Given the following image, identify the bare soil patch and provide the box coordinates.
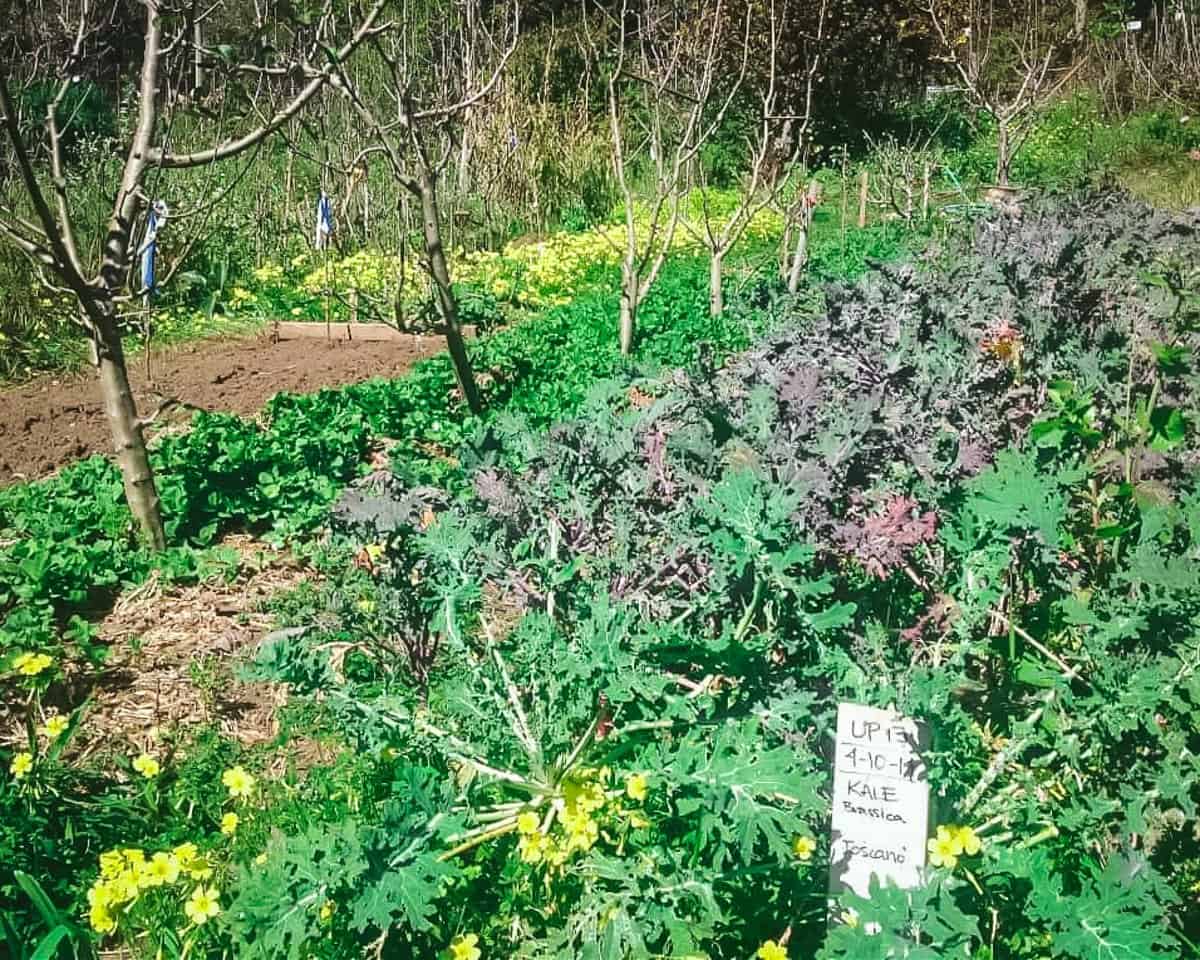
[0,330,444,486]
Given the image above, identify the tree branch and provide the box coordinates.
[152,0,388,168]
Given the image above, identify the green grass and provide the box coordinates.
[1115,143,1200,210]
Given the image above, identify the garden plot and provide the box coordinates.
[5,192,1199,960]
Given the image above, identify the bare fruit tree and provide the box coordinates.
[332,0,520,415]
[584,0,744,354]
[685,0,829,313]
[0,0,387,548]
[926,0,1083,185]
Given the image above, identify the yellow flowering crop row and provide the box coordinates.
[295,192,783,312]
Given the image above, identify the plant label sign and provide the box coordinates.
[829,702,930,898]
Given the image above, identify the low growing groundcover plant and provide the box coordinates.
[5,191,1200,958]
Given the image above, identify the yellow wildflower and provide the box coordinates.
[99,850,125,880]
[86,881,110,908]
[953,825,982,856]
[792,835,817,861]
[253,852,268,866]
[187,858,214,881]
[625,773,648,803]
[172,842,199,867]
[517,832,548,865]
[10,752,32,780]
[450,933,482,960]
[132,753,160,778]
[89,900,117,934]
[142,852,181,887]
[107,871,140,903]
[12,652,53,677]
[184,886,221,925]
[516,811,540,835]
[319,900,336,921]
[221,812,239,835]
[221,765,255,799]
[927,825,962,869]
[757,940,788,960]
[40,714,69,739]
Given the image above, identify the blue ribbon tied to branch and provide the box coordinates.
[138,200,168,298]
[315,191,334,249]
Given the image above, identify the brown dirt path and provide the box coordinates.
[0,331,444,486]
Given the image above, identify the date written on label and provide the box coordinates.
[829,702,931,898]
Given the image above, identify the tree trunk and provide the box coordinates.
[619,264,638,356]
[709,251,724,317]
[93,312,165,549]
[417,167,482,415]
[787,224,808,294]
[1074,0,1088,38]
[996,119,1011,186]
[191,2,205,95]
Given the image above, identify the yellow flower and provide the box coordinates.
[517,811,540,835]
[183,854,214,880]
[450,933,481,960]
[625,773,648,803]
[132,753,160,778]
[99,850,125,880]
[40,713,69,739]
[253,851,268,866]
[319,899,336,921]
[221,812,239,835]
[222,765,255,799]
[89,900,117,934]
[953,825,983,856]
[10,752,33,780]
[184,886,221,925]
[792,835,817,861]
[927,825,963,869]
[757,940,788,960]
[517,832,548,864]
[12,652,53,677]
[108,869,140,903]
[172,842,199,867]
[142,852,181,887]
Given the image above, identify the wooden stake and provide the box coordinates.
[857,170,869,229]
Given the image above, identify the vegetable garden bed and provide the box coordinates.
[5,191,1200,959]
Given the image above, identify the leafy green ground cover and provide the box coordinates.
[0,210,909,678]
[5,190,1200,958]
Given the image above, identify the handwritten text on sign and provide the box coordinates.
[829,703,930,898]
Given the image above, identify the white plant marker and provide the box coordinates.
[829,702,930,899]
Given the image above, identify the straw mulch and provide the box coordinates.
[3,535,313,768]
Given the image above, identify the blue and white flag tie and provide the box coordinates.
[315,191,334,249]
[138,200,168,297]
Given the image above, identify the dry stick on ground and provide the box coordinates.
[0,0,388,547]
